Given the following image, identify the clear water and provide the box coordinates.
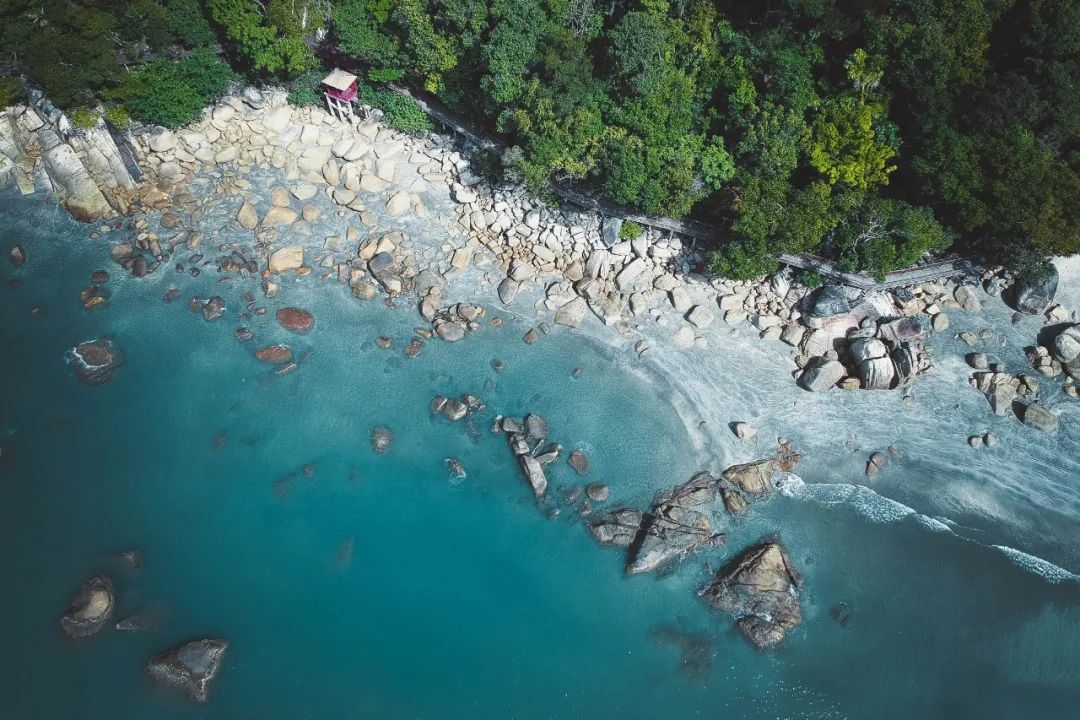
[2,191,1079,719]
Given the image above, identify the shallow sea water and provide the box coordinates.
[2,192,1079,719]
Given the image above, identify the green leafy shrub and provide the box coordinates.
[110,49,237,128]
[287,66,328,107]
[794,269,824,289]
[0,76,26,108]
[69,107,101,130]
[105,106,132,130]
[619,220,643,241]
[707,239,781,281]
[359,85,432,135]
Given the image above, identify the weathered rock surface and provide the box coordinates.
[145,638,228,704]
[698,540,802,649]
[1023,403,1059,432]
[59,575,114,639]
[255,345,292,363]
[626,473,726,575]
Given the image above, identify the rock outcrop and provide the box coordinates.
[626,473,726,575]
[699,540,802,649]
[0,94,138,221]
[146,638,229,703]
[59,575,115,639]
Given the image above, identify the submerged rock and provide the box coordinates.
[255,344,292,363]
[371,426,393,454]
[569,450,590,476]
[10,244,26,266]
[586,482,610,502]
[699,540,803,649]
[146,638,228,704]
[202,296,225,322]
[59,575,114,639]
[1023,403,1059,432]
[69,338,123,385]
[276,307,314,334]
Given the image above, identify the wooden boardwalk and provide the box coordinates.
[392,84,976,291]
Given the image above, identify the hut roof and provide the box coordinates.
[322,69,358,92]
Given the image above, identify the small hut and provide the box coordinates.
[322,69,358,121]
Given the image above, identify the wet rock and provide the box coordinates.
[202,296,225,322]
[796,357,846,392]
[255,345,292,363]
[627,473,726,575]
[865,451,888,477]
[830,602,853,627]
[446,458,467,480]
[954,284,982,312]
[588,508,643,547]
[698,540,802,650]
[497,277,520,305]
[69,338,123,385]
[722,458,781,498]
[1013,264,1058,315]
[371,426,393,454]
[732,422,756,439]
[569,449,590,476]
[145,638,228,704]
[276,307,314,334]
[60,575,114,639]
[10,244,26,266]
[1022,403,1059,432]
[435,320,466,342]
[519,455,548,498]
[91,270,109,283]
[586,482,609,502]
[234,327,254,342]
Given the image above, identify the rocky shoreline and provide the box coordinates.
[8,85,1080,693]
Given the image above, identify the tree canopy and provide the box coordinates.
[0,0,1076,279]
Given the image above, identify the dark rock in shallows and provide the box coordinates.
[276,307,314,334]
[569,450,590,476]
[145,638,228,703]
[1013,263,1058,315]
[10,244,27,266]
[202,296,225,322]
[699,539,803,650]
[69,338,123,385]
[586,482,609,502]
[60,575,115,639]
[255,345,292,363]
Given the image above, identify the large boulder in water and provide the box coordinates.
[1013,264,1058,315]
[69,338,123,385]
[60,575,114,639]
[146,638,228,703]
[626,473,726,575]
[699,540,803,649]
[1053,324,1080,375]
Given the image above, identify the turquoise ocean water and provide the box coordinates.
[2,192,1078,719]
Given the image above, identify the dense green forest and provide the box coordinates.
[0,1,1076,280]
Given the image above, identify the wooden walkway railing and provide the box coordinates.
[390,84,976,291]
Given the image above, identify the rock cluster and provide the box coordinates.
[492,413,559,499]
